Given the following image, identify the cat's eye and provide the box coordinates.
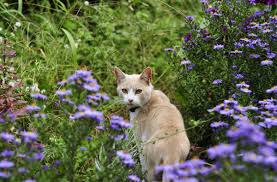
[122,88,128,94]
[135,89,142,94]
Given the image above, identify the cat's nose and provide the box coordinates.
[128,99,133,103]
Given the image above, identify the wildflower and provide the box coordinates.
[186,16,194,21]
[80,147,88,151]
[0,171,11,178]
[33,113,47,118]
[267,52,276,59]
[266,86,277,93]
[56,89,72,97]
[86,136,93,140]
[213,44,224,50]
[0,160,14,168]
[21,131,38,143]
[208,144,236,159]
[181,60,191,65]
[212,79,222,85]
[24,179,36,182]
[184,32,192,42]
[230,50,243,54]
[1,150,14,157]
[233,73,244,79]
[250,54,260,58]
[96,126,105,130]
[236,82,250,88]
[128,174,140,182]
[0,132,15,142]
[110,115,132,130]
[26,105,41,111]
[116,151,135,167]
[210,121,229,129]
[32,152,44,160]
[18,167,28,174]
[31,93,48,100]
[261,60,273,66]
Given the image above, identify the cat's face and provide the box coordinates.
[114,67,153,108]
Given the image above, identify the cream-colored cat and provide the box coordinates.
[114,67,190,182]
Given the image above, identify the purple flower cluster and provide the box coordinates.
[70,104,103,123]
[109,115,132,141]
[116,151,135,167]
[156,159,214,181]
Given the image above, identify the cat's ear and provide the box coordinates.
[140,67,152,85]
[113,67,126,84]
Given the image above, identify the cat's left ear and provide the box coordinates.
[113,67,126,84]
[140,67,152,85]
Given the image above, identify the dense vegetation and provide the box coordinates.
[0,0,276,181]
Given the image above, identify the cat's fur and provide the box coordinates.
[114,67,190,182]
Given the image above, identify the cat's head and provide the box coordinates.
[113,67,153,108]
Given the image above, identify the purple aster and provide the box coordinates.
[213,44,224,50]
[210,121,229,129]
[56,89,72,97]
[208,144,236,159]
[57,80,67,86]
[233,73,244,79]
[116,151,135,167]
[250,54,260,59]
[128,174,140,182]
[32,152,44,160]
[0,171,11,178]
[0,132,15,142]
[230,50,243,54]
[70,105,103,123]
[184,32,192,42]
[1,150,14,157]
[236,82,250,88]
[21,131,38,143]
[261,60,273,66]
[31,93,48,100]
[18,167,28,174]
[26,105,41,111]
[164,48,174,52]
[86,136,93,140]
[24,179,36,182]
[240,88,252,94]
[80,147,88,151]
[0,160,14,168]
[242,152,264,164]
[234,42,244,48]
[96,125,105,130]
[186,16,194,21]
[110,115,132,130]
[181,60,191,65]
[212,79,222,85]
[83,82,101,92]
[266,86,277,93]
[267,52,276,59]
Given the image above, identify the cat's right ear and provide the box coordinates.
[113,67,126,84]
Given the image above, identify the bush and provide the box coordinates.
[168,0,276,144]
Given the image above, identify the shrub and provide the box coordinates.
[168,0,276,144]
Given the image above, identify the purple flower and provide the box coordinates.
[181,60,191,65]
[236,82,250,88]
[250,54,260,59]
[184,32,192,42]
[80,147,88,151]
[32,152,44,160]
[230,50,243,54]
[56,89,72,97]
[26,105,41,111]
[0,160,14,168]
[21,131,38,143]
[33,113,47,118]
[70,105,103,123]
[233,73,244,79]
[96,125,105,130]
[267,52,276,59]
[31,93,48,100]
[208,144,236,159]
[213,44,224,50]
[116,151,135,167]
[212,79,222,85]
[110,115,132,131]
[0,171,11,178]
[261,60,273,66]
[0,132,15,142]
[1,150,14,157]
[128,174,140,182]
[242,152,264,164]
[186,16,194,21]
[266,86,277,93]
[18,167,28,173]
[86,136,93,140]
[210,121,229,129]
[24,179,36,182]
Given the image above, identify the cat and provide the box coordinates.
[113,67,190,182]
